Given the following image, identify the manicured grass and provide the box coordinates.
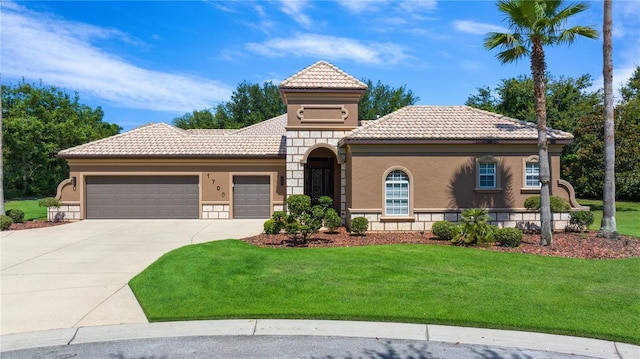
[130,240,640,345]
[4,199,47,221]
[577,199,640,237]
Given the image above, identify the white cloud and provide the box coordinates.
[279,0,313,29]
[453,20,508,35]
[1,3,232,113]
[246,34,410,65]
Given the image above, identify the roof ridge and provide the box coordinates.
[231,113,287,135]
[280,60,367,89]
[58,122,172,154]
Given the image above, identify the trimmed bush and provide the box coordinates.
[6,209,25,223]
[0,215,13,231]
[283,195,325,243]
[324,208,342,232]
[318,196,333,209]
[524,195,570,212]
[495,227,523,247]
[569,211,594,232]
[431,221,459,240]
[263,219,282,235]
[38,197,61,208]
[350,217,368,236]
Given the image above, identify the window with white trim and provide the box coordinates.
[385,170,409,216]
[478,163,496,188]
[525,162,540,187]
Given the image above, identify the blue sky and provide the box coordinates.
[3,1,639,131]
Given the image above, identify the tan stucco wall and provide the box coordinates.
[282,92,362,129]
[58,158,286,219]
[346,143,568,212]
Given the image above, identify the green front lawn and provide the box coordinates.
[4,199,47,221]
[578,199,640,237]
[130,240,640,345]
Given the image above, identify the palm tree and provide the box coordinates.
[485,0,598,245]
[598,0,618,239]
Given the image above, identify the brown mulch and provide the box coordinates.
[7,220,69,231]
[242,227,640,259]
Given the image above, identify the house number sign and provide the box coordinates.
[207,174,225,197]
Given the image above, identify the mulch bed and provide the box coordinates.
[8,221,639,259]
[243,227,640,259]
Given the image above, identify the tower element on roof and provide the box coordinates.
[280,61,367,130]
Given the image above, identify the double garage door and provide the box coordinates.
[85,175,271,219]
[86,176,199,219]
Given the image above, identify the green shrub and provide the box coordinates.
[318,196,333,210]
[569,211,595,232]
[283,195,325,243]
[431,221,459,240]
[495,227,523,247]
[263,219,282,235]
[5,209,25,223]
[38,197,61,208]
[272,211,287,224]
[524,195,570,212]
[453,209,495,246]
[0,215,13,231]
[350,217,368,236]
[324,208,342,232]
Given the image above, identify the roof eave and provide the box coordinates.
[340,138,573,145]
[57,153,286,160]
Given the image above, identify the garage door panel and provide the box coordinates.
[86,176,199,219]
[233,176,270,219]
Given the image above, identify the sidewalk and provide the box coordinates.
[2,320,638,359]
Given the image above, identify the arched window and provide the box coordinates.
[385,170,409,216]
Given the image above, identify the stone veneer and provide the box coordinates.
[285,130,349,217]
[48,204,81,222]
[350,210,571,232]
[202,204,230,219]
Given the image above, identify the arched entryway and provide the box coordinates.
[303,146,341,211]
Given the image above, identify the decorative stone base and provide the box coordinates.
[202,204,230,219]
[349,210,571,232]
[47,205,81,222]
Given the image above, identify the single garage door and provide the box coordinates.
[86,176,199,219]
[233,176,270,219]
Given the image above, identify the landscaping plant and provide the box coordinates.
[524,195,570,212]
[350,217,368,236]
[569,210,595,233]
[494,227,524,247]
[5,209,25,223]
[324,208,342,233]
[0,215,13,231]
[263,219,282,235]
[453,208,495,246]
[431,220,459,240]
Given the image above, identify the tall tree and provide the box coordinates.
[0,92,4,216]
[358,79,419,120]
[598,0,618,239]
[484,0,598,245]
[2,81,121,198]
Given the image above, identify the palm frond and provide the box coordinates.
[496,45,529,64]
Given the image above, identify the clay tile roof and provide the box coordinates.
[280,61,368,90]
[186,128,237,136]
[344,106,573,142]
[58,119,286,159]
[233,114,287,136]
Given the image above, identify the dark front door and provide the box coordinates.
[305,158,334,206]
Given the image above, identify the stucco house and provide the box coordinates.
[53,61,584,231]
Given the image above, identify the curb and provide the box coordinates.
[2,320,638,359]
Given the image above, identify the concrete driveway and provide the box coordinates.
[0,219,264,335]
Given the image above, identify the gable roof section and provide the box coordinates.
[342,106,573,144]
[58,118,287,159]
[280,61,367,90]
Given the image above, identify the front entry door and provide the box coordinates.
[305,158,334,206]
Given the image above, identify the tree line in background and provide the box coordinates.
[466,66,640,201]
[2,70,638,203]
[172,79,420,129]
[1,81,122,198]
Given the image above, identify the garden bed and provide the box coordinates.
[243,227,640,259]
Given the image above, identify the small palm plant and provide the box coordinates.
[453,208,495,246]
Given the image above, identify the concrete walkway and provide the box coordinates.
[1,219,264,335]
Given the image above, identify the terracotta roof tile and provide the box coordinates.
[58,119,286,158]
[280,61,367,90]
[345,106,573,142]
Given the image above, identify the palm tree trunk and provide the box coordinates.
[531,39,553,246]
[0,94,4,216]
[598,0,618,239]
